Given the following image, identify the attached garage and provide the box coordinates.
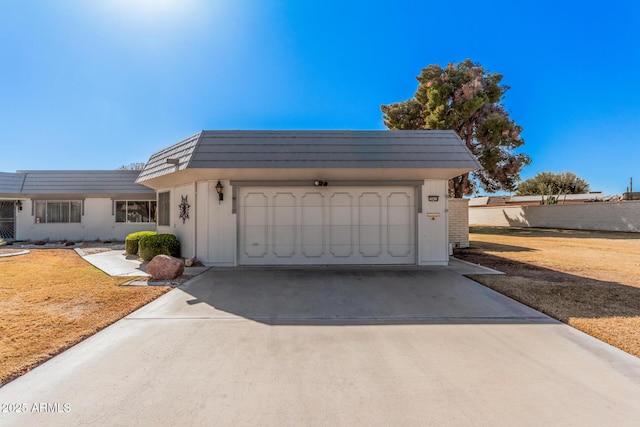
[136,130,480,267]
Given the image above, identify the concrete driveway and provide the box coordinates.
[2,267,640,426]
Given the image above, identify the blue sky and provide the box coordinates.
[1,0,638,195]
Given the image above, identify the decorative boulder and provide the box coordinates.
[147,255,184,280]
[185,257,197,267]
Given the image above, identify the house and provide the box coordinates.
[1,130,479,265]
[0,170,156,242]
[135,130,480,266]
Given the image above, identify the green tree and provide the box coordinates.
[381,59,530,197]
[516,171,590,196]
[117,162,146,171]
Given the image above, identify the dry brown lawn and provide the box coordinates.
[0,249,169,386]
[456,227,640,358]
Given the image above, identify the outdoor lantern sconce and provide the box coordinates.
[313,180,328,187]
[16,200,22,211]
[215,181,224,202]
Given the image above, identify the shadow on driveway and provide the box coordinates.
[129,266,554,325]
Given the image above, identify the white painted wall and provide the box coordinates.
[196,180,236,266]
[469,201,640,232]
[15,198,156,241]
[418,180,449,265]
[156,184,197,259]
[172,183,196,259]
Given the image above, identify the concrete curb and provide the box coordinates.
[0,249,30,258]
[448,256,505,275]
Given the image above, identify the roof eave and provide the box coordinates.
[138,166,480,190]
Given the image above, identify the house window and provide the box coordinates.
[34,201,82,223]
[158,192,170,226]
[115,201,157,223]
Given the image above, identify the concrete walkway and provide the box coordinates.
[76,249,210,282]
[77,249,149,277]
[1,267,640,426]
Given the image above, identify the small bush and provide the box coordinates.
[125,231,157,255]
[138,234,181,262]
[0,237,5,246]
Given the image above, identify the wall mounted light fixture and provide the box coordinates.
[16,200,22,211]
[215,181,224,203]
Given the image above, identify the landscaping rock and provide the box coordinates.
[185,257,196,267]
[147,255,184,280]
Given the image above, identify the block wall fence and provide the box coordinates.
[448,198,470,248]
[469,201,640,232]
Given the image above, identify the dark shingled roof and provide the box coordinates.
[137,130,481,183]
[0,172,26,195]
[0,170,154,197]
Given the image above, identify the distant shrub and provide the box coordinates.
[0,237,5,246]
[125,231,157,255]
[138,234,181,262]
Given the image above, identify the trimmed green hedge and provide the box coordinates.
[125,231,157,255]
[139,234,181,262]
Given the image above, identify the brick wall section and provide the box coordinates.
[469,201,640,232]
[448,198,470,248]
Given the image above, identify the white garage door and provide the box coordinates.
[238,186,416,265]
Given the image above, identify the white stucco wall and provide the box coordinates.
[15,198,156,241]
[155,184,197,259]
[195,180,236,266]
[418,179,449,265]
[469,201,640,232]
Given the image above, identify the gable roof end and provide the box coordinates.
[135,132,202,183]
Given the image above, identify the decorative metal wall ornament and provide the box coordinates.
[178,195,190,224]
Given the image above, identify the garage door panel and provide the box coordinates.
[387,192,413,257]
[272,193,297,258]
[329,193,354,257]
[301,192,325,257]
[359,225,383,257]
[238,187,416,265]
[359,193,382,257]
[242,193,268,258]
